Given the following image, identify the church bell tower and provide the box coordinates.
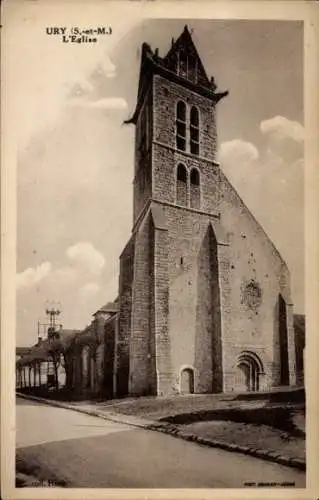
[121,25,229,397]
[117,24,296,399]
[125,25,228,224]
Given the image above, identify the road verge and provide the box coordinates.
[16,392,305,472]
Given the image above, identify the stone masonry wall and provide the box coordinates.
[153,75,217,160]
[194,225,221,393]
[152,75,220,211]
[149,168,296,395]
[217,170,296,391]
[157,203,222,393]
[133,89,153,223]
[117,237,135,397]
[122,52,296,396]
[104,318,116,399]
[129,213,157,395]
[153,223,175,395]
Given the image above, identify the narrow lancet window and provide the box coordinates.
[190,106,199,155]
[176,163,188,206]
[190,168,200,209]
[176,101,186,151]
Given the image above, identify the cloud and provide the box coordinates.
[219,117,304,172]
[260,116,304,164]
[68,97,128,110]
[71,81,95,97]
[17,243,106,293]
[218,139,259,168]
[66,242,105,276]
[79,282,101,300]
[260,116,304,143]
[17,262,52,290]
[65,58,127,111]
[49,266,78,287]
[17,242,110,342]
[91,60,117,80]
[68,60,117,100]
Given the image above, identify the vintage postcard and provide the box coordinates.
[1,0,319,499]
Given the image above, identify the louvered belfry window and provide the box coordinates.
[190,168,200,209]
[190,106,199,155]
[178,51,198,83]
[179,51,188,79]
[176,163,188,206]
[176,100,186,151]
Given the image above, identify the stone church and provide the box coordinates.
[115,25,296,397]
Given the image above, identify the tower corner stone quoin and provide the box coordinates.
[117,25,297,397]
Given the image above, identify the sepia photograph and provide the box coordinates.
[2,1,318,497]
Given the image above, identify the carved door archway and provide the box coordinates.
[236,351,264,392]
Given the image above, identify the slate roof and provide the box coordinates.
[125,25,228,125]
[93,301,119,315]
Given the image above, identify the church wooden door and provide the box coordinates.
[180,368,194,394]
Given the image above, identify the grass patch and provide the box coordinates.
[162,406,305,437]
[93,394,257,419]
[180,420,305,461]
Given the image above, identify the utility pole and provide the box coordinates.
[36,301,62,340]
[46,305,61,338]
[35,302,63,391]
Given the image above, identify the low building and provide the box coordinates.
[16,302,120,400]
[16,330,81,391]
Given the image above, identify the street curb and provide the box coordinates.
[17,392,306,472]
[147,424,306,472]
[16,392,154,428]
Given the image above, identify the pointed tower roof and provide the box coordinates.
[124,25,228,125]
[162,25,210,86]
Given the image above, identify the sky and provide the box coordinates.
[15,18,304,346]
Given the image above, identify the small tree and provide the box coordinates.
[60,349,73,391]
[47,328,63,391]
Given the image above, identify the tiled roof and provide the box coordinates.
[93,302,119,315]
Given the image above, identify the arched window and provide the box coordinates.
[190,106,199,155]
[190,168,200,209]
[176,163,187,206]
[176,101,186,151]
[190,168,199,185]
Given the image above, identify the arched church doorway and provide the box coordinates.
[235,351,264,392]
[180,367,194,394]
